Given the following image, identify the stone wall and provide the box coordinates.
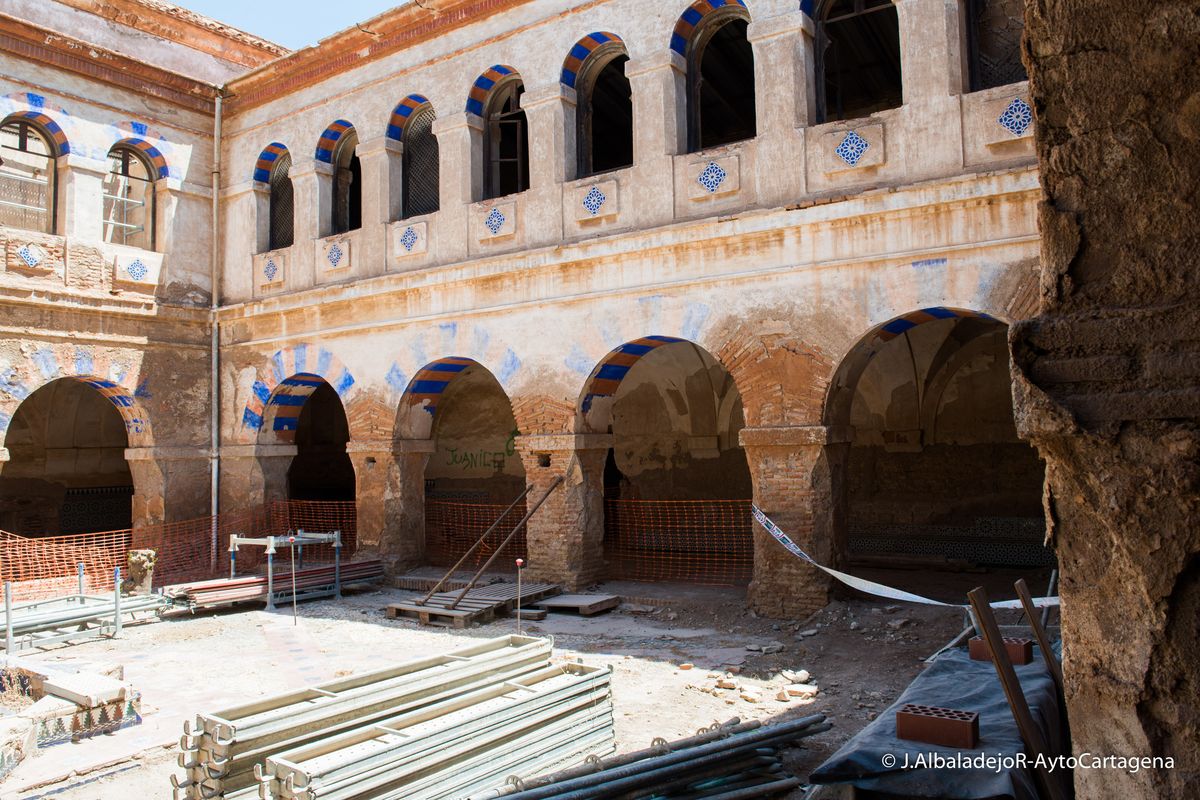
[1012,0,1200,796]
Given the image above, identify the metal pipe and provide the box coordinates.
[113,567,123,637]
[1042,568,1058,629]
[500,717,827,800]
[4,582,13,651]
[209,91,224,570]
[695,775,803,800]
[418,485,532,605]
[77,562,85,601]
[450,476,563,610]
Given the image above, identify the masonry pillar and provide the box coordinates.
[287,160,333,289]
[515,434,610,589]
[124,447,212,548]
[218,444,296,514]
[740,425,849,618]
[350,439,432,573]
[56,153,108,240]
[520,83,572,248]
[431,112,483,263]
[747,10,813,206]
[355,135,402,277]
[625,51,685,228]
[894,0,965,173]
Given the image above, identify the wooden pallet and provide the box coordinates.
[385,582,561,628]
[533,594,621,616]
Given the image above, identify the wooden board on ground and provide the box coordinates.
[384,582,561,628]
[533,594,620,616]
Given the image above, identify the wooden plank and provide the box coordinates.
[533,594,620,616]
[1014,579,1064,692]
[967,587,1068,800]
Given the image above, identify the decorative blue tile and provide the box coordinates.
[126,259,148,281]
[697,162,726,193]
[998,97,1033,137]
[400,226,418,252]
[327,242,344,268]
[582,186,606,215]
[485,207,505,235]
[263,258,278,282]
[835,131,870,167]
[16,244,42,268]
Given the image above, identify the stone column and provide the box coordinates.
[124,446,212,548]
[352,135,400,278]
[349,439,432,572]
[739,425,850,618]
[217,180,262,303]
[894,0,965,173]
[625,51,686,228]
[431,112,483,263]
[520,83,572,248]
[515,434,611,589]
[747,10,814,206]
[56,153,108,240]
[218,444,296,514]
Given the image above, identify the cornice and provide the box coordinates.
[0,13,219,112]
[223,0,530,113]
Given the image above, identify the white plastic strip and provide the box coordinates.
[751,505,1059,610]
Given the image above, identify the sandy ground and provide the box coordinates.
[2,566,1050,800]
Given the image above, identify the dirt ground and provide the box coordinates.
[2,566,1051,800]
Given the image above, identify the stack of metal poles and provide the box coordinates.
[172,636,554,799]
[471,714,831,800]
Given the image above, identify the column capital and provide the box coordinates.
[515,433,614,453]
[220,443,298,458]
[56,152,109,175]
[392,438,438,454]
[357,135,403,158]
[747,10,815,42]
[522,83,576,109]
[432,112,484,136]
[125,446,211,461]
[290,159,334,179]
[739,425,852,448]
[626,50,686,78]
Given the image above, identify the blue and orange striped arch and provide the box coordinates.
[403,357,478,417]
[240,344,355,443]
[113,137,169,180]
[253,142,289,183]
[872,307,998,344]
[670,0,749,56]
[580,336,685,413]
[315,120,354,163]
[561,32,625,88]
[5,110,71,156]
[387,95,432,141]
[466,65,519,116]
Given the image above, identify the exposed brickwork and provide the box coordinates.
[3,232,66,277]
[512,394,575,435]
[716,325,833,427]
[344,392,396,442]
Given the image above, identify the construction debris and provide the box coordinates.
[172,635,615,800]
[468,714,831,799]
[3,574,169,652]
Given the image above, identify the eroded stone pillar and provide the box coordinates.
[218,444,296,514]
[515,434,610,589]
[893,0,965,175]
[740,425,849,618]
[124,446,211,548]
[350,439,432,572]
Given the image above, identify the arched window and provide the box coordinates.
[103,144,155,250]
[566,33,633,177]
[402,103,439,218]
[817,0,903,123]
[332,129,361,234]
[483,77,529,199]
[679,4,756,153]
[269,150,294,250]
[966,0,1027,91]
[0,118,56,234]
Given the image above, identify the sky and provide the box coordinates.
[182,1,409,50]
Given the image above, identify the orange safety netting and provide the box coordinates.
[425,500,528,570]
[0,500,358,602]
[602,499,753,585]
